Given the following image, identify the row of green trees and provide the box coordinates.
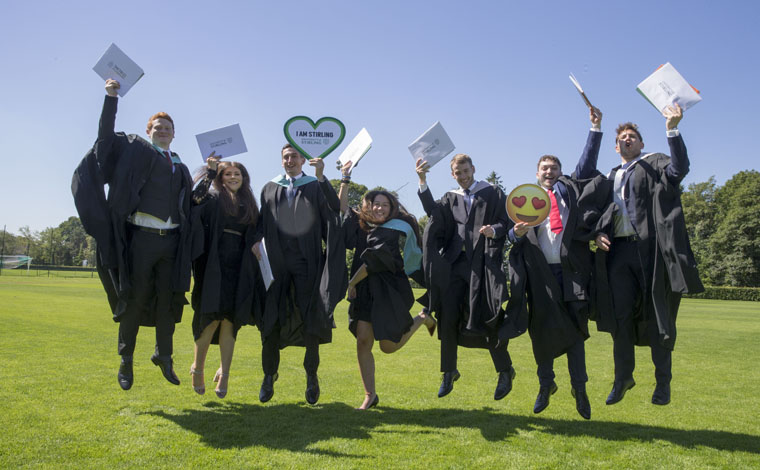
[2,170,757,285]
[0,217,95,267]
[682,170,760,287]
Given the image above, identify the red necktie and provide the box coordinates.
[163,151,175,173]
[547,188,563,234]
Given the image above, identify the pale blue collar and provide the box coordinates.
[271,173,317,188]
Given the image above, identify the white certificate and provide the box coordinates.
[258,239,274,291]
[408,121,456,168]
[337,128,372,171]
[92,43,144,97]
[636,62,702,113]
[195,124,248,161]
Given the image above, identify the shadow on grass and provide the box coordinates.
[145,402,760,456]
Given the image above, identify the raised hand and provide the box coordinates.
[105,79,121,97]
[664,102,683,130]
[590,106,603,129]
[415,158,430,184]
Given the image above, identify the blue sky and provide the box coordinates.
[1,0,758,234]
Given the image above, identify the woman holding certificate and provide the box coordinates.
[338,163,436,410]
[189,155,265,398]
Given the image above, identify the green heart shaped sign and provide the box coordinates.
[284,116,346,160]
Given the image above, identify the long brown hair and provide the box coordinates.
[356,190,422,248]
[213,161,259,226]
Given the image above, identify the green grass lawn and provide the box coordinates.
[1,274,758,469]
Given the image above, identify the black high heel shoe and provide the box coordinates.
[357,394,379,410]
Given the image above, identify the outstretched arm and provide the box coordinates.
[312,157,341,213]
[337,161,353,215]
[663,103,690,185]
[94,79,121,176]
[574,106,604,179]
[416,158,437,216]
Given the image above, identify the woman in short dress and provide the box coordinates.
[338,165,436,410]
[189,155,264,398]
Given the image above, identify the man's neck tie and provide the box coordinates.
[464,188,471,214]
[287,177,296,206]
[547,188,563,234]
[164,151,175,173]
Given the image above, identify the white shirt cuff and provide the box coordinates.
[419,182,428,192]
[666,128,680,138]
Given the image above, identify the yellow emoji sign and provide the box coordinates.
[506,184,551,227]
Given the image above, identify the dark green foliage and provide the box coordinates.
[682,170,760,287]
[684,285,760,301]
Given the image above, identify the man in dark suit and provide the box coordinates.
[416,153,513,400]
[253,144,344,405]
[507,107,605,419]
[91,79,194,390]
[577,103,704,406]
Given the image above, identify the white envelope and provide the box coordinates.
[337,128,372,171]
[258,239,274,291]
[636,62,702,113]
[195,124,248,161]
[408,121,456,168]
[92,43,144,97]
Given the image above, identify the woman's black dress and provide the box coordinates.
[344,211,415,342]
[190,173,265,343]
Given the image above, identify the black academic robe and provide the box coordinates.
[505,175,613,364]
[189,195,265,342]
[594,152,704,349]
[256,178,346,346]
[344,211,415,342]
[72,96,192,326]
[420,184,510,347]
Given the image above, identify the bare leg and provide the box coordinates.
[192,320,220,393]
[356,320,377,409]
[378,312,432,354]
[216,319,235,397]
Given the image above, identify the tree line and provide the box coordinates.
[2,170,757,286]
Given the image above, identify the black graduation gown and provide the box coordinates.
[594,152,704,350]
[189,195,265,343]
[256,178,346,347]
[72,95,192,326]
[505,175,612,364]
[344,212,415,342]
[422,185,510,348]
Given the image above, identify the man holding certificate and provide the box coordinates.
[87,79,193,390]
[506,108,607,419]
[416,154,513,400]
[253,144,344,405]
[576,104,704,406]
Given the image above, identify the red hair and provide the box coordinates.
[146,112,174,132]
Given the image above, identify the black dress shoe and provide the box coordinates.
[651,383,671,405]
[438,370,461,398]
[259,373,278,403]
[533,382,558,413]
[494,367,516,401]
[571,387,591,419]
[150,354,180,385]
[605,378,635,405]
[118,357,133,391]
[305,373,320,405]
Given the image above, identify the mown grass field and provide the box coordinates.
[1,273,758,469]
